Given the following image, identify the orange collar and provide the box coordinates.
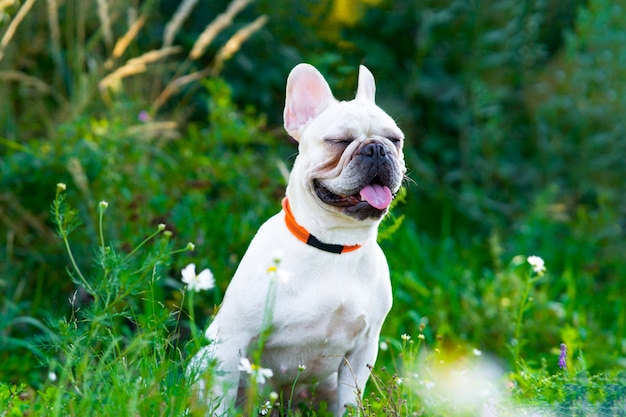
[281,197,362,254]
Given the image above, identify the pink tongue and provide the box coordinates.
[359,184,393,210]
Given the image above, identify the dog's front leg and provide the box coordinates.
[190,329,250,416]
[336,334,380,416]
[207,352,242,416]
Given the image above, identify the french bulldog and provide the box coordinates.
[191,63,406,416]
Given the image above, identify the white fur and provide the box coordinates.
[190,63,405,416]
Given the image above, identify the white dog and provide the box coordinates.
[191,63,406,416]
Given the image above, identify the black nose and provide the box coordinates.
[359,142,388,158]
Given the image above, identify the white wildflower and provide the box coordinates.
[181,263,215,292]
[259,400,272,415]
[527,255,546,276]
[238,357,273,385]
[265,256,292,284]
[481,398,498,417]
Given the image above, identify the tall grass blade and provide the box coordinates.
[188,0,252,60]
[0,0,36,63]
[163,0,199,48]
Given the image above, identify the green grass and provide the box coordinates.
[1,184,624,416]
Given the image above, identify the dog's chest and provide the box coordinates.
[276,285,369,338]
[260,274,375,382]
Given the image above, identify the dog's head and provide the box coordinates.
[284,64,405,221]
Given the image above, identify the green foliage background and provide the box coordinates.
[1,0,625,414]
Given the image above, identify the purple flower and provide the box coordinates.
[138,110,150,122]
[558,343,567,369]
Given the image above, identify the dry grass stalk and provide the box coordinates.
[67,157,90,197]
[96,0,114,48]
[100,64,148,91]
[163,0,199,48]
[0,0,17,13]
[211,15,268,75]
[154,6,266,111]
[0,69,67,104]
[104,14,146,69]
[152,68,211,111]
[153,14,267,110]
[99,46,182,91]
[125,121,181,141]
[0,0,37,63]
[0,70,53,94]
[46,0,62,58]
[188,0,252,60]
[126,46,182,67]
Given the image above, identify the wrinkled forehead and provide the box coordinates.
[304,100,404,142]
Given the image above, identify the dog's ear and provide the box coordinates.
[355,65,376,103]
[284,63,336,141]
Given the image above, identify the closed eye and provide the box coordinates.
[324,137,355,146]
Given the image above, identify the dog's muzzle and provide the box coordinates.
[314,141,403,220]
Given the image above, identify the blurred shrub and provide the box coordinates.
[1,76,290,300]
[523,0,626,364]
[0,76,294,383]
[530,0,626,248]
[0,0,288,384]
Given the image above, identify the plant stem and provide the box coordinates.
[287,367,303,411]
[98,206,106,253]
[186,290,199,347]
[123,228,163,261]
[168,246,194,256]
[513,267,536,365]
[54,195,96,297]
